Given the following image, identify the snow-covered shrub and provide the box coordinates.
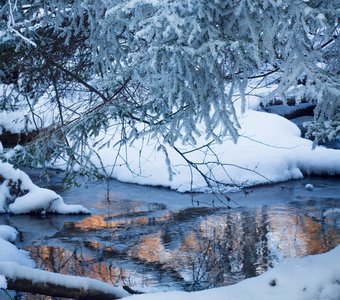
[0,0,339,186]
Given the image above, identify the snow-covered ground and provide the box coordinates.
[0,108,89,214]
[0,275,6,290]
[124,245,340,300]
[0,225,35,268]
[89,109,340,192]
[1,103,340,208]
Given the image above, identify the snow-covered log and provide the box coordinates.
[0,262,130,299]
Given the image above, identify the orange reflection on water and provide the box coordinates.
[73,214,156,231]
[266,208,340,257]
[180,232,200,253]
[74,215,124,230]
[129,232,167,263]
[27,245,132,286]
[25,202,340,294]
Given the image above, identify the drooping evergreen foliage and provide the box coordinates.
[0,0,339,182]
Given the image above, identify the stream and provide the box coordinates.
[1,174,340,297]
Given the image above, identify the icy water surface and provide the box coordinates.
[1,175,340,295]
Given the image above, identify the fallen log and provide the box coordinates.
[0,261,130,299]
[0,130,39,148]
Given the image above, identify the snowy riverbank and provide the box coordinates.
[1,107,340,212]
[1,221,339,300]
[124,245,340,300]
[86,109,340,192]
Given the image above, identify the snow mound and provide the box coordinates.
[0,238,35,267]
[0,225,18,242]
[94,110,340,192]
[305,183,314,191]
[0,162,90,214]
[0,275,6,290]
[0,225,34,268]
[125,245,340,300]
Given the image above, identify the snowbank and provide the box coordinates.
[0,239,35,267]
[0,226,14,290]
[0,162,89,214]
[0,104,89,215]
[0,275,6,290]
[93,110,340,192]
[0,225,34,267]
[1,85,340,193]
[124,245,340,300]
[0,225,18,242]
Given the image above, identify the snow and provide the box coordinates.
[0,225,35,268]
[0,224,129,297]
[305,183,314,191]
[0,225,18,242]
[0,222,337,300]
[124,245,340,300]
[1,83,340,194]
[0,110,33,135]
[8,187,89,214]
[0,261,130,298]
[0,239,35,267]
[0,162,90,214]
[0,117,88,214]
[0,275,6,290]
[0,225,32,289]
[90,110,340,193]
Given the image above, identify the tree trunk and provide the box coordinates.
[0,130,39,148]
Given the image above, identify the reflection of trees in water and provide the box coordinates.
[26,204,340,293]
[267,205,340,258]
[160,205,340,291]
[171,208,271,291]
[123,208,273,291]
[27,245,132,286]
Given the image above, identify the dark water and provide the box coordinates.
[1,175,340,294]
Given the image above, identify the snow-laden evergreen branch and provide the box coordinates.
[0,0,339,186]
